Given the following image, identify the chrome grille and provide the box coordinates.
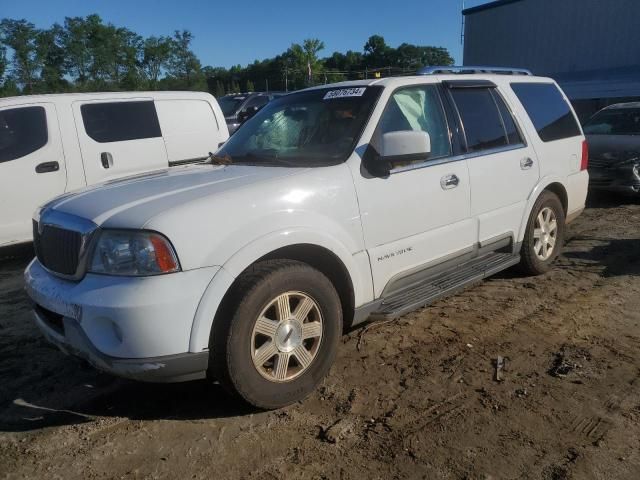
[33,220,82,276]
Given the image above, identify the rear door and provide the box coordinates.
[447,82,539,247]
[73,99,168,184]
[155,98,226,165]
[0,103,67,246]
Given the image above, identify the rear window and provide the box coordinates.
[511,83,581,142]
[0,106,48,163]
[450,88,522,153]
[81,101,161,143]
[583,107,640,136]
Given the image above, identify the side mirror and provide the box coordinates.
[381,130,431,165]
[238,106,260,123]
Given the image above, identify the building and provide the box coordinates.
[462,0,640,120]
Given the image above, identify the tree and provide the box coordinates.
[246,79,255,91]
[61,15,101,86]
[142,36,172,89]
[0,19,41,93]
[363,34,390,68]
[36,24,68,92]
[0,43,6,86]
[167,29,201,87]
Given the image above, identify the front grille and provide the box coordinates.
[588,158,611,169]
[33,220,82,276]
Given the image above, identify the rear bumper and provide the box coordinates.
[588,166,640,195]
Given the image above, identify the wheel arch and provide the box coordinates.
[188,230,371,353]
[517,176,568,243]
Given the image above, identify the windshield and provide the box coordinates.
[218,95,247,117]
[583,108,640,135]
[217,86,383,167]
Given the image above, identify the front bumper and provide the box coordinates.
[25,259,219,382]
[588,166,640,195]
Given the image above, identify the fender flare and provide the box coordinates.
[517,174,567,243]
[188,228,371,353]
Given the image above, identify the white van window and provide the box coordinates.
[0,106,48,163]
[81,101,161,143]
[155,99,219,162]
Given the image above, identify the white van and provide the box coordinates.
[0,91,228,247]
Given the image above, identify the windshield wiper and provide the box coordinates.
[208,152,233,165]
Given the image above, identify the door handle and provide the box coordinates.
[440,174,460,190]
[35,161,60,174]
[520,157,534,170]
[101,152,113,169]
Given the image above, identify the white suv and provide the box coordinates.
[25,68,589,409]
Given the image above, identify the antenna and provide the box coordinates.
[461,0,466,45]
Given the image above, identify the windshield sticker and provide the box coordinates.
[323,87,367,100]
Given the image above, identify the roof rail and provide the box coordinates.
[418,65,533,76]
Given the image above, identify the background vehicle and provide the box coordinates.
[0,91,228,247]
[218,91,285,134]
[25,69,588,409]
[583,102,640,195]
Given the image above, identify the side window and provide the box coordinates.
[377,85,451,160]
[0,106,48,163]
[450,88,512,153]
[493,92,524,145]
[81,101,161,143]
[510,83,581,142]
[244,96,270,110]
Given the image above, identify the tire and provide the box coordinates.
[209,260,342,409]
[519,191,566,276]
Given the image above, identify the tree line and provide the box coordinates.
[0,15,454,97]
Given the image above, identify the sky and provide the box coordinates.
[1,0,492,68]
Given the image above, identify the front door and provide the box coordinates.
[72,99,168,184]
[350,84,475,298]
[0,103,67,246]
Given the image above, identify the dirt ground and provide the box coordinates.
[1,195,640,480]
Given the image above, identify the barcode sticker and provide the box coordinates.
[323,87,367,100]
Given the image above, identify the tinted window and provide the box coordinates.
[218,95,247,116]
[377,85,451,160]
[81,101,161,143]
[494,92,524,145]
[511,83,581,142]
[0,106,48,163]
[451,88,509,152]
[244,96,270,109]
[583,107,640,136]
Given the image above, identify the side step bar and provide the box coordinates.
[370,252,520,321]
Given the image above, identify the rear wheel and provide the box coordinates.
[519,191,566,275]
[210,260,342,409]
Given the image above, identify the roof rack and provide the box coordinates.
[418,65,533,76]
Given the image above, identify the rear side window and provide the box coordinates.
[0,106,48,163]
[81,101,161,143]
[511,83,581,142]
[450,88,522,153]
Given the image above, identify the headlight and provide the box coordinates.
[89,230,180,276]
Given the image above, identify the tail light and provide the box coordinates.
[580,140,589,171]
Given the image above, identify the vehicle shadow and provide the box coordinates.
[586,191,640,209]
[561,236,640,277]
[0,370,257,433]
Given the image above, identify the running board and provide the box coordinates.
[370,252,520,321]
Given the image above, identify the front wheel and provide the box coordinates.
[519,191,566,275]
[209,260,342,409]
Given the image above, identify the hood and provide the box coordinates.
[45,164,305,228]
[586,134,640,166]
